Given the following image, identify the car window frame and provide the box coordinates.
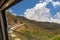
[0,0,22,40]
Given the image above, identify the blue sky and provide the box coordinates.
[8,0,60,16]
[46,2,60,16]
[8,0,39,15]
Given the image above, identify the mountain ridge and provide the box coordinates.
[6,11,60,40]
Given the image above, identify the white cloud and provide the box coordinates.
[46,12,60,24]
[23,0,60,24]
[7,9,13,13]
[50,18,60,24]
[52,1,60,6]
[6,9,17,16]
[24,0,51,22]
[12,13,17,16]
[39,0,60,7]
[20,15,23,16]
[54,12,60,19]
[24,7,50,22]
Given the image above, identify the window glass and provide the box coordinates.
[5,0,60,40]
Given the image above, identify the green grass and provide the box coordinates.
[50,35,60,40]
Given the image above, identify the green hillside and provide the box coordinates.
[5,11,60,40]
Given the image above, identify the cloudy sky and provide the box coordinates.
[8,0,60,24]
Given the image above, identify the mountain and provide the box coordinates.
[5,11,60,40]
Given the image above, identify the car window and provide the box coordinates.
[5,0,60,40]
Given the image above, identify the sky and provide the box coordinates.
[8,0,39,15]
[8,0,60,24]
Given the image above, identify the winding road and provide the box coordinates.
[10,23,25,30]
[8,23,25,40]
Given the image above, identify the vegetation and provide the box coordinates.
[5,11,60,40]
[50,35,60,40]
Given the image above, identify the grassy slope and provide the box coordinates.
[15,16,60,40]
[6,11,60,40]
